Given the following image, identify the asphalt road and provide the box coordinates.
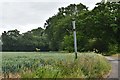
[105,56,120,79]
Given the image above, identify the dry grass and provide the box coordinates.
[111,53,120,59]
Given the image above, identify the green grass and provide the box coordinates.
[2,52,111,78]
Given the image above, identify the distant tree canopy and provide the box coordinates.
[2,28,49,51]
[1,2,120,53]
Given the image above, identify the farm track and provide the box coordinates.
[105,56,120,79]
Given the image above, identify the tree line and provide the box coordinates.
[1,2,120,54]
[2,28,49,51]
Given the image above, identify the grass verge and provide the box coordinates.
[19,52,111,78]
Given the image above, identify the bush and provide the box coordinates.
[88,39,109,53]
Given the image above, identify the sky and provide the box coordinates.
[0,0,102,35]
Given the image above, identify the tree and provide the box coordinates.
[44,3,88,51]
[2,2,120,54]
[2,29,20,51]
[80,2,120,53]
[2,28,49,51]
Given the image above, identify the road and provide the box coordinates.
[105,56,120,79]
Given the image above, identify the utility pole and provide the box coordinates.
[72,5,78,59]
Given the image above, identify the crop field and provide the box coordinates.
[1,52,111,78]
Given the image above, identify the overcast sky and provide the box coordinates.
[0,0,101,34]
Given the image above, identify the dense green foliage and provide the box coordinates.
[2,52,111,78]
[44,2,120,53]
[2,28,49,51]
[1,2,120,54]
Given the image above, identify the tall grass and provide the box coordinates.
[19,52,111,78]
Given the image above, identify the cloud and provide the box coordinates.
[0,0,101,34]
[0,2,61,34]
[2,2,59,24]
